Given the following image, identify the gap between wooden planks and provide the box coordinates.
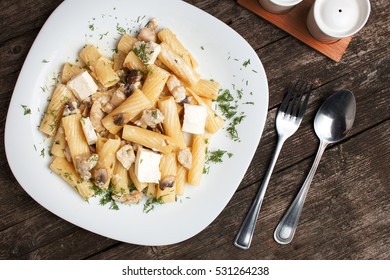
[237,0,352,62]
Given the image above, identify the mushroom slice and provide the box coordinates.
[90,101,106,133]
[159,175,176,190]
[112,190,144,204]
[125,70,143,96]
[116,144,136,170]
[75,153,99,181]
[177,148,192,170]
[92,168,108,187]
[63,100,80,116]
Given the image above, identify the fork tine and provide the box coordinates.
[291,81,311,117]
[286,80,307,116]
[296,84,313,119]
[279,80,303,113]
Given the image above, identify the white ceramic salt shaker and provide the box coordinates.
[258,0,303,14]
[307,0,371,42]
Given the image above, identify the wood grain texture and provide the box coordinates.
[0,0,389,260]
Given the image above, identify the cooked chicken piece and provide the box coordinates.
[134,109,164,129]
[137,18,158,42]
[167,75,187,103]
[75,153,99,181]
[112,190,144,204]
[102,87,127,113]
[177,148,192,170]
[89,101,106,133]
[116,144,136,170]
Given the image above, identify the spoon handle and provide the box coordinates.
[274,141,328,244]
[234,136,287,250]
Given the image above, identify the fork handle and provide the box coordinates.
[234,136,287,249]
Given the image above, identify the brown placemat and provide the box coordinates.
[237,0,352,62]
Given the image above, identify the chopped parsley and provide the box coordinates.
[203,149,233,174]
[133,43,149,64]
[216,89,237,119]
[21,104,31,115]
[227,115,246,142]
[94,184,119,210]
[116,23,126,35]
[40,148,45,158]
[201,46,205,50]
[143,196,164,213]
[243,59,251,67]
[42,59,49,63]
[89,24,95,31]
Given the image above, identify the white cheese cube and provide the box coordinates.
[67,71,98,101]
[182,104,207,134]
[135,148,162,183]
[133,41,161,65]
[80,117,97,145]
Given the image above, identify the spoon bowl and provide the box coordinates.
[274,89,356,244]
[314,89,356,143]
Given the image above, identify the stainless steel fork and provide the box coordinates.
[234,80,313,250]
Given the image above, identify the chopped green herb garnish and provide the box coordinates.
[203,149,233,174]
[116,23,126,35]
[21,105,31,115]
[243,59,251,67]
[41,148,45,158]
[133,43,149,64]
[201,46,204,50]
[42,59,49,63]
[227,115,246,141]
[143,196,164,213]
[89,24,94,31]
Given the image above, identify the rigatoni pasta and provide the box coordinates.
[39,84,73,136]
[42,18,229,209]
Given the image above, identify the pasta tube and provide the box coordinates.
[39,84,73,136]
[102,89,151,134]
[158,28,198,68]
[190,79,220,100]
[93,137,121,189]
[158,42,200,86]
[94,57,120,87]
[118,34,138,54]
[61,63,84,84]
[123,51,146,72]
[122,125,176,154]
[157,152,177,203]
[141,64,170,105]
[61,113,91,169]
[50,157,95,200]
[50,125,67,158]
[79,45,101,70]
[188,134,207,186]
[158,96,186,149]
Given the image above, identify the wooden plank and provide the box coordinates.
[84,121,390,259]
[0,0,389,260]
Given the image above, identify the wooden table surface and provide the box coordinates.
[1,0,389,260]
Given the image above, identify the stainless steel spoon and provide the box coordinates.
[274,89,356,244]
